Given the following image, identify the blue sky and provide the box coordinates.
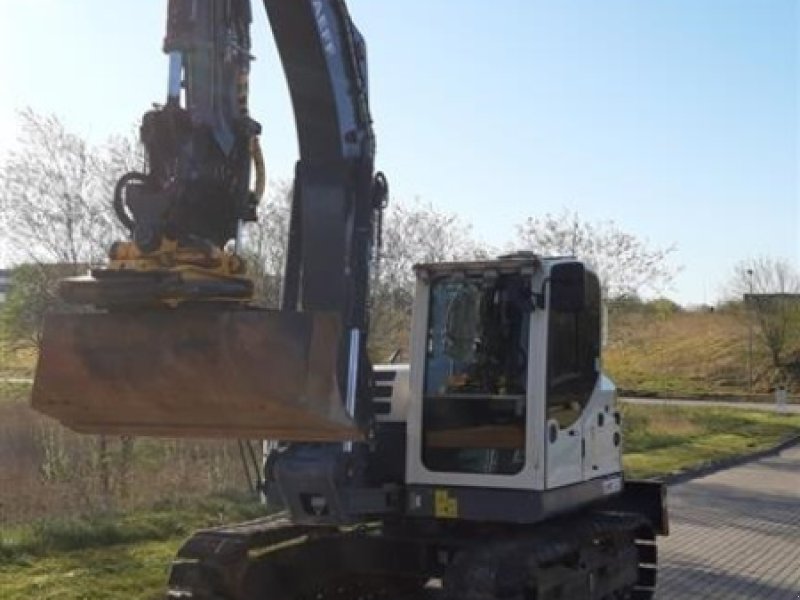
[0,0,797,304]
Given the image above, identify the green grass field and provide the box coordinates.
[621,403,800,478]
[0,540,179,600]
[0,493,266,599]
[1,404,798,599]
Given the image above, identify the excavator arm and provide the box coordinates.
[123,0,262,253]
[265,0,388,428]
[32,0,386,442]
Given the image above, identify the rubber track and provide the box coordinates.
[166,513,421,599]
[441,512,657,600]
[167,512,309,599]
[166,511,657,600]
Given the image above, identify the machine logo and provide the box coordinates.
[313,1,337,56]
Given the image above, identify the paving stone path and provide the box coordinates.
[657,445,800,599]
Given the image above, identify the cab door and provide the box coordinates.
[544,263,602,489]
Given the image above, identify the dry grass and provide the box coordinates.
[0,387,252,525]
[640,411,703,438]
[605,310,778,396]
[0,346,36,379]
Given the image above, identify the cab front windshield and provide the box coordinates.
[422,273,532,475]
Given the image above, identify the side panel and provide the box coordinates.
[373,365,411,423]
[545,417,584,487]
[546,375,621,487]
[543,269,583,488]
[544,262,620,489]
[405,277,430,485]
[582,375,623,479]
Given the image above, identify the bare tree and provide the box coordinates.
[0,264,73,350]
[0,110,141,501]
[370,199,487,361]
[376,199,487,303]
[240,180,293,307]
[0,110,140,350]
[729,257,800,370]
[0,109,132,267]
[514,211,678,299]
[241,193,486,360]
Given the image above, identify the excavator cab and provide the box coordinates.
[402,255,629,521]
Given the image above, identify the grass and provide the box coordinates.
[0,380,31,403]
[604,310,779,397]
[0,346,36,379]
[622,404,800,478]
[0,492,266,565]
[0,492,267,599]
[0,539,179,600]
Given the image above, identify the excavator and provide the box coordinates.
[31,1,668,598]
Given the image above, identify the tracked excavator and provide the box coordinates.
[31,1,668,598]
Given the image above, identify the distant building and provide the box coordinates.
[0,269,10,304]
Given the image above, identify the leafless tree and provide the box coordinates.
[0,110,140,350]
[376,199,487,302]
[0,109,134,267]
[729,257,800,370]
[514,210,678,299]
[0,110,142,501]
[370,199,487,361]
[241,193,486,360]
[240,180,293,307]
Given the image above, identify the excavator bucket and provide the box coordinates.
[31,309,361,442]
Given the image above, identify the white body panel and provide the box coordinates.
[582,375,622,479]
[544,376,621,488]
[545,416,583,487]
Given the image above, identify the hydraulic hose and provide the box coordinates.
[113,171,148,232]
[251,136,266,204]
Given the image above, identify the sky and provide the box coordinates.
[0,0,797,305]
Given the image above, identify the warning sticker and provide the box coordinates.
[434,489,459,519]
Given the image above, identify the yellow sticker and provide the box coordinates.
[434,489,459,519]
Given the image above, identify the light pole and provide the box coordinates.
[746,269,754,393]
